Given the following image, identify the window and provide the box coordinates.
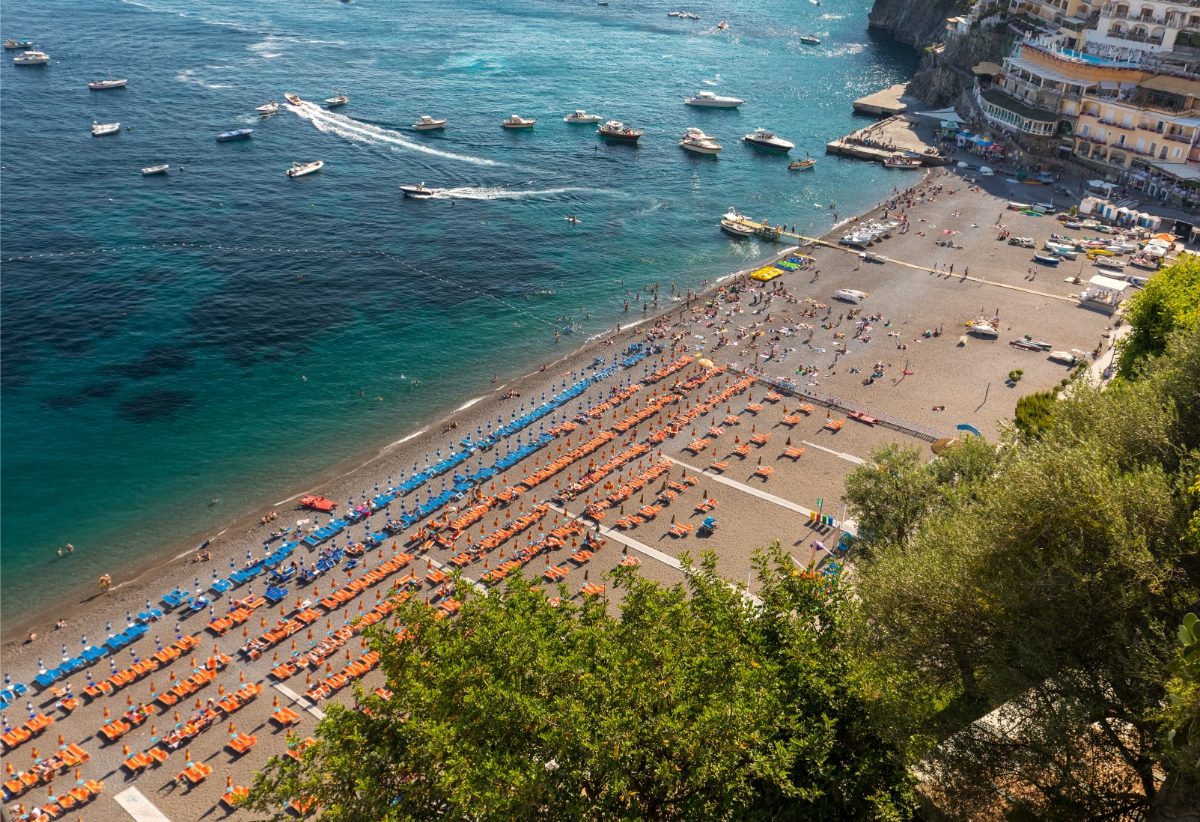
[1080,123,1090,136]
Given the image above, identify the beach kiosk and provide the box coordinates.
[1079,274,1129,314]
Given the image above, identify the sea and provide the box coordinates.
[0,0,916,625]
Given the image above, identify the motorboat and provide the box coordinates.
[598,120,642,143]
[883,153,922,169]
[1032,252,1060,266]
[564,110,602,123]
[966,320,999,339]
[141,164,169,175]
[256,101,280,115]
[4,39,32,49]
[679,127,721,155]
[325,94,348,107]
[1045,243,1077,260]
[412,115,447,130]
[799,34,821,44]
[400,182,438,199]
[502,114,536,129]
[88,73,127,90]
[1008,236,1035,248]
[859,251,884,263]
[742,128,793,152]
[838,233,870,248]
[684,91,744,108]
[788,157,815,171]
[284,93,303,106]
[1048,350,1083,366]
[287,160,324,178]
[13,50,48,65]
[216,128,253,142]
[833,289,869,304]
[719,211,754,238]
[1009,337,1051,351]
[91,121,120,136]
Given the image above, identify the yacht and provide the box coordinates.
[215,128,254,142]
[92,121,120,136]
[412,115,447,130]
[680,127,721,155]
[88,74,127,90]
[287,160,324,178]
[598,120,642,143]
[325,94,348,107]
[4,39,33,49]
[400,182,438,198]
[256,101,280,115]
[799,34,821,44]
[684,91,743,108]
[502,113,536,129]
[564,110,602,123]
[742,128,793,152]
[284,93,303,106]
[13,50,48,65]
[141,164,169,176]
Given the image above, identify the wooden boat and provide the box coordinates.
[788,157,815,171]
[598,120,642,143]
[847,410,878,426]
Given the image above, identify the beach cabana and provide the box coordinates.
[1079,274,1129,314]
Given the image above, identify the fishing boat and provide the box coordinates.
[742,128,793,152]
[719,211,754,238]
[502,113,536,129]
[564,110,602,123]
[679,127,721,155]
[883,153,922,169]
[1009,337,1051,351]
[256,101,280,115]
[284,93,303,106]
[215,128,254,142]
[324,94,348,107]
[799,34,821,44]
[412,115,447,130]
[400,182,437,198]
[966,320,999,338]
[12,50,48,65]
[598,120,642,143]
[141,164,169,176]
[833,289,869,304]
[1032,252,1060,266]
[88,73,127,90]
[286,160,324,178]
[1094,257,1126,270]
[684,91,743,108]
[788,157,815,171]
[91,121,120,136]
[4,39,32,49]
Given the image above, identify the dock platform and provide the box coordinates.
[852,84,909,116]
[825,115,948,166]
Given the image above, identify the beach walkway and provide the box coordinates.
[114,787,172,822]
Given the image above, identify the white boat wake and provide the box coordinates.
[287,102,502,167]
[429,185,596,201]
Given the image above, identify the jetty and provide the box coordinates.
[852,84,909,116]
[825,115,948,166]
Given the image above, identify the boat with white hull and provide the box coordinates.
[684,91,743,108]
[287,160,324,178]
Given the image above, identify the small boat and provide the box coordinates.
[298,495,337,512]
[502,113,536,129]
[141,164,169,175]
[1048,350,1083,366]
[256,101,280,115]
[680,127,721,155]
[966,320,999,338]
[859,251,884,263]
[4,39,32,49]
[788,157,815,171]
[833,289,869,304]
[13,50,48,65]
[883,153,922,169]
[1094,257,1126,270]
[684,91,744,108]
[564,110,602,123]
[216,128,254,142]
[284,93,303,106]
[719,211,754,238]
[1032,252,1060,266]
[287,160,324,178]
[400,182,437,198]
[324,94,348,107]
[88,73,127,90]
[848,410,879,425]
[742,128,794,152]
[91,121,120,136]
[1008,236,1035,248]
[1009,337,1051,351]
[412,115,447,130]
[598,120,642,143]
[799,34,821,44]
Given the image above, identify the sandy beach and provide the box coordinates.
[1,136,1122,820]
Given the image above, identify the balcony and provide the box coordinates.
[1104,29,1167,44]
[1165,131,1197,142]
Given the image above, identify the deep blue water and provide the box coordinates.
[0,0,916,621]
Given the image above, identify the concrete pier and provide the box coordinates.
[852,84,909,116]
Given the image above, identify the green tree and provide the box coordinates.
[1118,254,1200,374]
[1013,388,1056,438]
[245,548,915,821]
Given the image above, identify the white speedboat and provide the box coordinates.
[719,211,754,238]
[502,114,536,129]
[1048,350,1081,366]
[412,115,447,130]
[564,110,602,123]
[88,74,127,90]
[684,91,743,108]
[742,128,793,152]
[287,160,324,178]
[256,101,280,115]
[680,127,721,155]
[833,289,869,304]
[13,50,48,65]
[400,182,438,198]
[92,121,120,136]
[141,164,169,176]
[966,320,999,339]
[799,34,821,44]
[324,94,348,107]
[284,93,303,106]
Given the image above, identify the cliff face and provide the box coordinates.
[867,0,962,48]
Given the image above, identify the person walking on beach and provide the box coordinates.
[99,573,112,595]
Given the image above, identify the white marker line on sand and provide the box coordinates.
[114,786,172,822]
[799,440,866,465]
[274,683,326,720]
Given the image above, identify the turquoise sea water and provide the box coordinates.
[0,0,915,622]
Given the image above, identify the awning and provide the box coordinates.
[973,61,1002,76]
[909,107,965,124]
[1088,179,1117,190]
[1088,274,1129,291]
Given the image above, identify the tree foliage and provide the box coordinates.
[1118,253,1200,375]
[1013,388,1056,438]
[245,548,915,821]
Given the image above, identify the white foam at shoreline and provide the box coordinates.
[456,396,485,412]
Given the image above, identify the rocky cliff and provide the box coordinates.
[867,0,963,48]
